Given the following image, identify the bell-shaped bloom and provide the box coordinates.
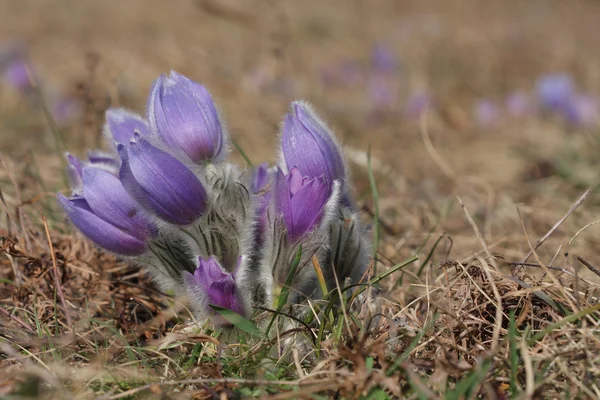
[148,71,224,163]
[563,94,599,126]
[536,73,574,111]
[183,256,241,313]
[273,167,331,242]
[105,108,151,145]
[281,101,345,187]
[118,135,207,225]
[58,168,155,256]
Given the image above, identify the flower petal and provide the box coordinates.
[288,176,330,240]
[148,72,223,162]
[58,194,146,256]
[119,137,207,225]
[105,108,151,145]
[82,167,154,240]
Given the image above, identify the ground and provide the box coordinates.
[1,0,600,398]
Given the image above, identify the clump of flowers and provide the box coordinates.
[58,71,371,324]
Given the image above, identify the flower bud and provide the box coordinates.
[274,167,331,242]
[281,101,346,187]
[182,256,241,314]
[58,195,148,256]
[118,135,207,225]
[148,71,224,163]
[58,168,154,256]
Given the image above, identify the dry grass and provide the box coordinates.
[2,0,600,398]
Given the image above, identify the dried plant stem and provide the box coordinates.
[0,305,34,333]
[42,215,72,330]
[575,256,600,279]
[520,188,591,264]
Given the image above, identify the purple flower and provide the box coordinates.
[505,91,531,117]
[58,168,155,256]
[274,167,331,242]
[371,43,397,73]
[183,256,241,313]
[368,75,397,108]
[148,71,224,163]
[2,60,30,90]
[474,99,500,127]
[105,108,151,145]
[281,102,345,187]
[536,73,574,111]
[118,135,207,225]
[563,94,599,126]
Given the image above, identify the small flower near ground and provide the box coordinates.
[183,256,241,315]
[536,73,574,111]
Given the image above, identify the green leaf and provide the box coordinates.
[209,305,261,336]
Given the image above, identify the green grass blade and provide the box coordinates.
[209,305,262,336]
[367,146,380,275]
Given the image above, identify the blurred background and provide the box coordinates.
[2,0,600,264]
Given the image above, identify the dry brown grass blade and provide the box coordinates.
[42,215,72,330]
[520,188,592,264]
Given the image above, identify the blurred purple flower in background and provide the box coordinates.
[563,94,599,126]
[536,73,574,111]
[183,256,241,314]
[2,60,31,90]
[371,43,398,74]
[505,90,531,117]
[474,99,500,127]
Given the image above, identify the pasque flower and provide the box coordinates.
[536,73,574,111]
[58,168,155,256]
[183,256,241,313]
[148,71,225,163]
[118,135,208,225]
[274,167,331,242]
[281,102,345,186]
[105,108,151,145]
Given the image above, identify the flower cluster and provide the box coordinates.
[59,71,370,323]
